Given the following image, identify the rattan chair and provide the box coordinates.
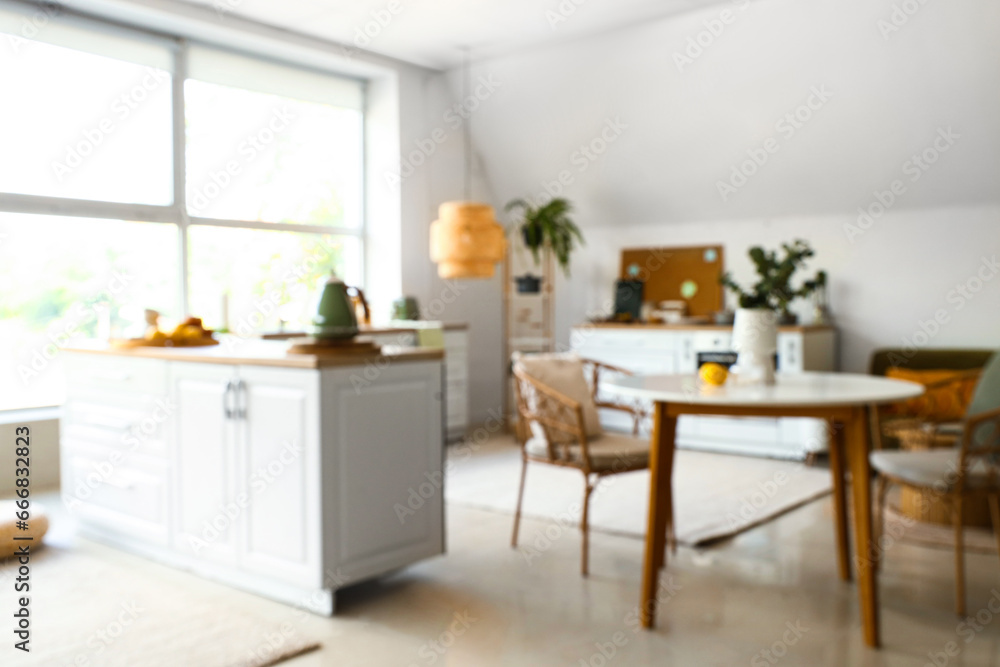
[510,352,656,576]
[871,351,1000,616]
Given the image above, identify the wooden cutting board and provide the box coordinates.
[286,337,382,356]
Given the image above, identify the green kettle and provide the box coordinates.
[312,273,358,340]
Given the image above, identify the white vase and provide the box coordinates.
[730,308,778,385]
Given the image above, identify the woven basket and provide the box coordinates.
[881,418,992,528]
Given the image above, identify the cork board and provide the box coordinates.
[619,245,724,316]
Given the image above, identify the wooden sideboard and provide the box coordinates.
[570,323,837,460]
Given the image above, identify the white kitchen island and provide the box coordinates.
[60,338,445,614]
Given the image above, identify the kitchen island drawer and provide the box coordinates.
[62,441,171,546]
[64,353,168,397]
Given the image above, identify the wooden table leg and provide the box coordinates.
[847,406,881,648]
[827,418,852,582]
[641,401,676,629]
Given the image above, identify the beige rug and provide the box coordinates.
[0,544,319,666]
[446,438,833,546]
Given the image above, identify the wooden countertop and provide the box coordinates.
[574,322,835,333]
[260,321,468,340]
[66,338,444,369]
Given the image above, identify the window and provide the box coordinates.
[0,5,366,410]
[0,213,180,410]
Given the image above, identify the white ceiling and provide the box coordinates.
[174,0,725,70]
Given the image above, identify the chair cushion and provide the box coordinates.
[870,449,1000,490]
[883,368,979,421]
[525,431,649,472]
[514,353,603,439]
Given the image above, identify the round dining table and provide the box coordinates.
[604,371,923,648]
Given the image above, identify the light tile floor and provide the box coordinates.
[39,463,1000,666]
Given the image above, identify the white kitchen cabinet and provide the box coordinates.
[387,322,470,441]
[61,343,444,614]
[170,362,321,585]
[61,354,173,545]
[171,362,240,565]
[442,329,470,441]
[571,324,837,460]
[239,365,321,586]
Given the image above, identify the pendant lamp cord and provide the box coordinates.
[462,47,472,201]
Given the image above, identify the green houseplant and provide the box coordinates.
[720,239,826,324]
[504,198,584,292]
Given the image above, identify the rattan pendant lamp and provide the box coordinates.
[429,49,505,279]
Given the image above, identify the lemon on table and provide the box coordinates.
[699,362,729,386]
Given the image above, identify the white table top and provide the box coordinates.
[604,372,924,407]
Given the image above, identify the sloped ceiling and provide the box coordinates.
[173,0,728,70]
[460,0,1000,227]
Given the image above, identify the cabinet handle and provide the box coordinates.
[223,379,235,420]
[237,379,247,420]
[100,475,136,491]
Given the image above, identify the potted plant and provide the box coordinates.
[505,197,584,293]
[720,240,826,384]
[720,239,826,325]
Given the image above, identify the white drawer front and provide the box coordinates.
[63,443,171,545]
[572,329,678,352]
[693,331,733,351]
[64,353,167,397]
[63,396,173,457]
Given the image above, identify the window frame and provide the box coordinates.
[0,11,367,318]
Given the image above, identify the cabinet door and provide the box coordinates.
[237,366,321,587]
[322,360,444,580]
[170,362,239,564]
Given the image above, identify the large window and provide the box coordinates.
[0,4,366,410]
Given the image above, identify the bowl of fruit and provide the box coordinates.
[112,312,218,349]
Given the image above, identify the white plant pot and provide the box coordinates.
[730,308,778,385]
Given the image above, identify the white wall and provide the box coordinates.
[396,68,505,425]
[427,0,1000,410]
[0,419,60,497]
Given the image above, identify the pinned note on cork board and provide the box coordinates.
[619,245,724,317]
